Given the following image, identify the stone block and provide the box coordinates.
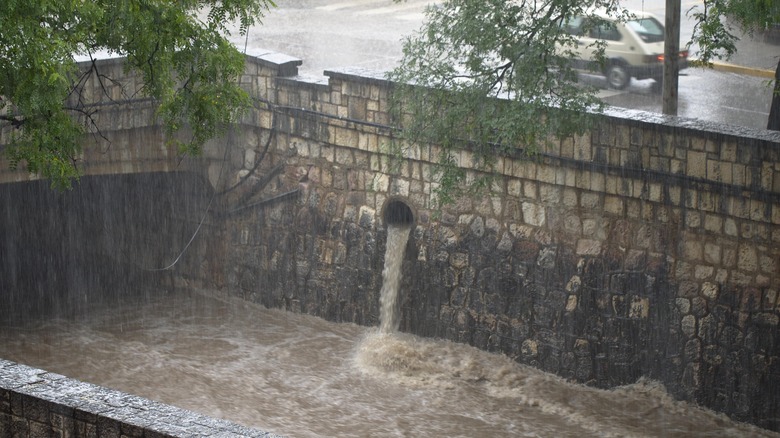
[522,202,545,227]
[701,282,719,300]
[96,416,121,438]
[409,179,424,195]
[562,188,578,207]
[358,206,375,228]
[560,137,574,158]
[540,184,561,204]
[760,254,778,274]
[724,218,738,236]
[513,161,537,179]
[731,271,753,286]
[523,181,538,199]
[649,156,670,172]
[581,218,606,240]
[497,232,513,252]
[389,178,410,197]
[580,193,600,209]
[753,313,779,326]
[366,98,379,112]
[576,239,602,256]
[521,339,538,358]
[574,169,590,189]
[671,159,684,174]
[649,182,662,202]
[573,134,591,160]
[737,246,758,272]
[763,289,778,310]
[604,195,624,216]
[703,215,722,233]
[687,151,707,178]
[536,165,558,184]
[507,180,522,197]
[732,163,746,186]
[681,314,697,338]
[470,197,490,217]
[720,140,737,162]
[561,213,582,236]
[694,265,714,280]
[625,199,642,219]
[703,242,721,264]
[333,127,359,149]
[629,296,649,319]
[762,161,774,191]
[676,298,691,313]
[490,196,503,217]
[565,295,578,312]
[675,262,694,280]
[682,240,703,261]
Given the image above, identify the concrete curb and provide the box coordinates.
[691,59,775,79]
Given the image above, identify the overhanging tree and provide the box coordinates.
[0,0,274,189]
[388,0,626,204]
[391,0,779,204]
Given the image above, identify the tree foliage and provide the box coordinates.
[688,0,780,62]
[0,0,274,189]
[388,0,625,204]
[391,0,780,204]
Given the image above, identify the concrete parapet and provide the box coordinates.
[0,359,278,438]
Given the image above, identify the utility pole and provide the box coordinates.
[662,0,681,115]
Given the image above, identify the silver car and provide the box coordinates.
[563,11,689,90]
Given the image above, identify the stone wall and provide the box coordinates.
[0,172,217,321]
[0,359,276,437]
[207,52,780,431]
[0,58,207,185]
[1,52,778,431]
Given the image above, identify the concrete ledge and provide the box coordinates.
[0,359,281,438]
[691,59,776,79]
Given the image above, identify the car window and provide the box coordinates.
[626,17,664,43]
[563,16,622,41]
[562,16,585,36]
[588,21,621,41]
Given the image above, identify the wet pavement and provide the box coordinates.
[225,0,778,131]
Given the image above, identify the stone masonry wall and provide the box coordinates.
[0,57,207,185]
[209,52,780,431]
[1,52,778,431]
[0,359,277,437]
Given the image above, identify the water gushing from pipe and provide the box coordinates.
[378,224,411,333]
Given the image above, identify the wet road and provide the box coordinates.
[229,0,776,131]
[592,68,772,129]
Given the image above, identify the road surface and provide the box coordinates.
[230,0,777,131]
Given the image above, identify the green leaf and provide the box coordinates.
[0,0,274,189]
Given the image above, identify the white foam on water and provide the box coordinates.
[353,329,777,438]
[1,289,776,437]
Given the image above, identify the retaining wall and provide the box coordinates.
[202,52,780,431]
[1,52,779,431]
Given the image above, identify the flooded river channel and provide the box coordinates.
[0,288,775,437]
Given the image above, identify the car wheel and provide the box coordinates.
[651,76,663,94]
[606,65,630,90]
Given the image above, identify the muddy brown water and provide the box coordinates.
[0,286,775,438]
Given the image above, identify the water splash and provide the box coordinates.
[378,224,411,333]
